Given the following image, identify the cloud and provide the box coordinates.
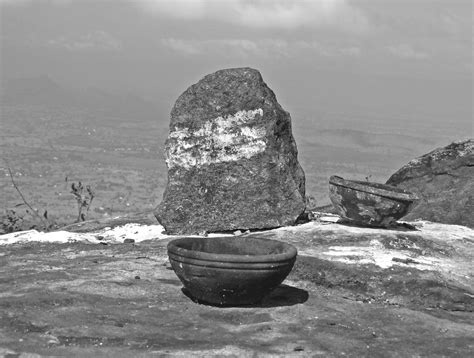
[161,38,268,57]
[1,0,370,33]
[136,0,208,20]
[161,38,201,55]
[161,37,362,59]
[137,0,370,32]
[0,0,30,5]
[0,0,73,5]
[386,44,429,60]
[293,41,361,57]
[45,31,122,51]
[339,46,361,57]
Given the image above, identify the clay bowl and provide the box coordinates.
[329,175,418,227]
[167,236,297,306]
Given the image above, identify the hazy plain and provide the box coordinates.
[1,74,471,228]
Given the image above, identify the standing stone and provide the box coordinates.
[155,67,306,235]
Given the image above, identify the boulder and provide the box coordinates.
[386,139,474,228]
[155,68,306,235]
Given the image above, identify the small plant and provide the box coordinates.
[305,195,318,211]
[3,164,97,233]
[365,174,373,182]
[1,209,24,233]
[5,166,56,232]
[70,181,95,222]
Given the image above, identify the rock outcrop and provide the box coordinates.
[155,68,306,235]
[387,139,474,228]
[1,214,473,356]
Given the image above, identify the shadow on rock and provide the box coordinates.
[181,284,309,308]
[336,219,418,231]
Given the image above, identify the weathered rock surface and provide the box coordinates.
[1,214,473,356]
[155,67,305,235]
[387,139,474,228]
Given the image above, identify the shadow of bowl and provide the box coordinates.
[181,284,308,308]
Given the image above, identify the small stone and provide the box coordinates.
[124,238,135,244]
[46,334,60,345]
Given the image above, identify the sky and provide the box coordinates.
[0,0,472,132]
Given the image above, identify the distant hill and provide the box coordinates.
[1,75,158,122]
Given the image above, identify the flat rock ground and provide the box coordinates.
[0,214,473,357]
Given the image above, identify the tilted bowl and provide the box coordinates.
[167,236,297,306]
[329,175,418,227]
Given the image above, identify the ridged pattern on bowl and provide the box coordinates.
[167,236,297,305]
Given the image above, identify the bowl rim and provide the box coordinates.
[329,175,419,201]
[167,236,297,264]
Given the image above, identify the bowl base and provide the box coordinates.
[181,288,269,307]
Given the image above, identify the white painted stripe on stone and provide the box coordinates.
[167,108,266,169]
